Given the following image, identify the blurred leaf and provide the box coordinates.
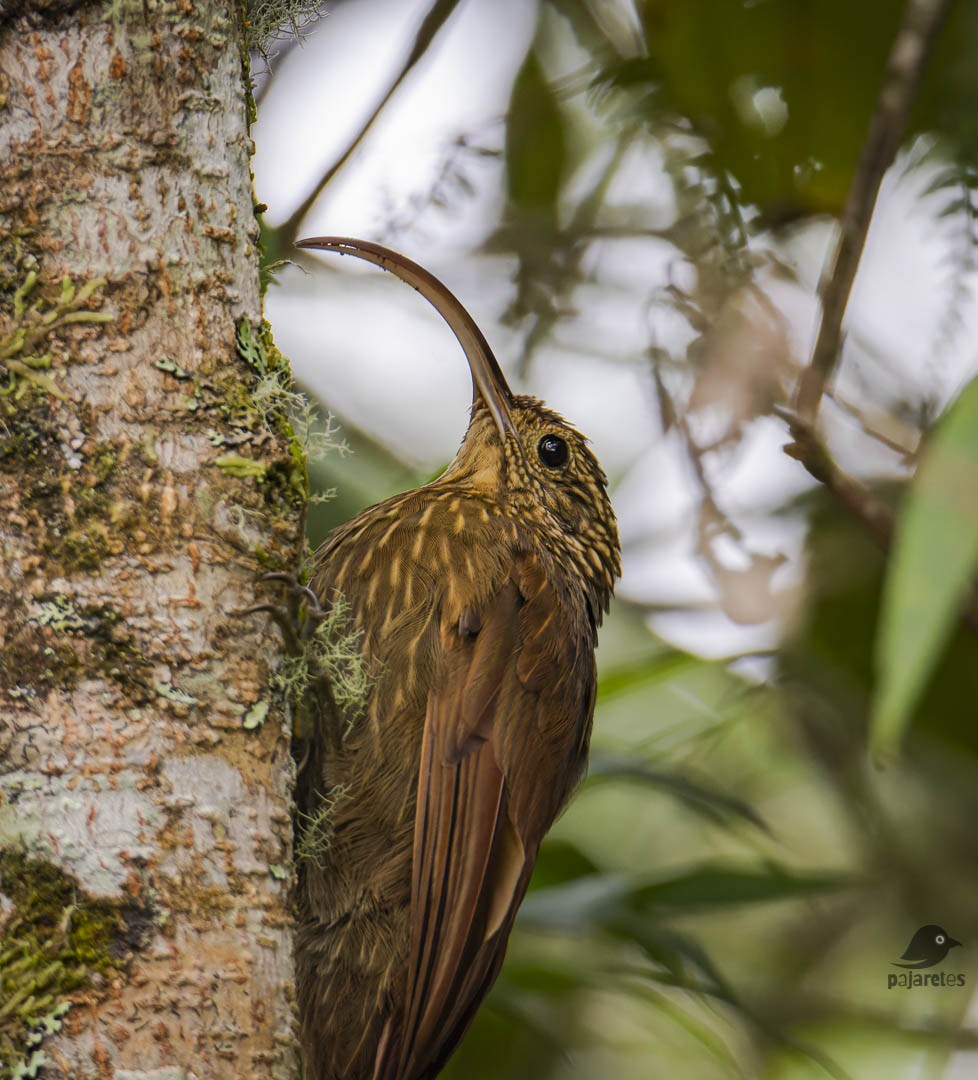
[596,649,703,702]
[528,838,602,893]
[505,48,566,222]
[497,959,592,999]
[631,863,849,911]
[519,862,849,933]
[591,0,978,220]
[440,978,568,1080]
[258,215,288,293]
[519,873,631,932]
[919,2,978,171]
[586,754,768,832]
[598,0,902,217]
[783,492,978,766]
[872,375,978,757]
[615,918,738,1002]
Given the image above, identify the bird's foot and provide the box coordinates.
[234,571,324,654]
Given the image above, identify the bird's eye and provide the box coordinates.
[937,934,945,944]
[538,434,569,469]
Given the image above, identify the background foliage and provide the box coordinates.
[252,1,978,1075]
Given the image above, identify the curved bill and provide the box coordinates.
[296,236,519,448]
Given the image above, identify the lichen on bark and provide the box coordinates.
[0,850,152,1076]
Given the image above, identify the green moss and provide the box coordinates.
[235,318,350,515]
[196,318,313,528]
[88,611,154,702]
[0,269,111,404]
[0,384,56,463]
[0,258,122,579]
[216,452,268,479]
[59,523,113,573]
[89,445,118,484]
[0,851,150,1072]
[1,597,152,701]
[156,322,311,528]
[0,400,129,578]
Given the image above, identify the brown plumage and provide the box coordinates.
[292,238,620,1080]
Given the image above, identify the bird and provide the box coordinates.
[288,237,620,1080]
[892,925,961,969]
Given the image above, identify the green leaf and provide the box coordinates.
[872,375,978,756]
[518,863,848,931]
[585,754,768,832]
[588,0,978,220]
[518,874,630,932]
[595,650,702,703]
[631,863,848,911]
[505,49,566,221]
[527,838,601,893]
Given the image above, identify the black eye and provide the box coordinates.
[537,434,568,469]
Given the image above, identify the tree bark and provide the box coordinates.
[0,2,302,1076]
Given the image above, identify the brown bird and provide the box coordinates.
[291,237,620,1080]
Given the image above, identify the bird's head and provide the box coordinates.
[296,236,621,614]
[455,394,619,612]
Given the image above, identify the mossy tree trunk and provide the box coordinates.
[0,2,303,1075]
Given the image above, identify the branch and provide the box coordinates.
[793,0,954,423]
[782,0,978,632]
[276,0,464,246]
[779,408,895,551]
[780,406,978,634]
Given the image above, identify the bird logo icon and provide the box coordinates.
[893,925,961,969]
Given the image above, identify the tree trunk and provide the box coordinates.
[0,2,303,1076]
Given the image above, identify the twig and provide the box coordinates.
[781,0,978,633]
[512,122,637,378]
[277,0,463,245]
[824,389,920,463]
[778,404,978,633]
[794,0,954,423]
[777,407,895,551]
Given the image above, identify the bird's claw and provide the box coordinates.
[233,572,324,654]
[259,572,325,619]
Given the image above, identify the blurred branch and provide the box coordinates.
[794,0,954,424]
[278,0,465,244]
[621,966,853,1080]
[585,754,770,832]
[506,120,639,378]
[779,407,896,550]
[825,388,920,463]
[749,987,978,1050]
[781,0,978,633]
[780,405,978,634]
[381,132,499,240]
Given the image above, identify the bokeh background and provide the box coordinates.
[251,1,978,1076]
